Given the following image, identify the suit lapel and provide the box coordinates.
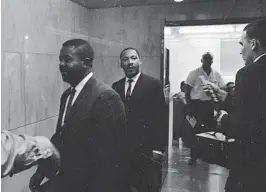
[64,77,96,123]
[130,73,144,99]
[57,89,71,129]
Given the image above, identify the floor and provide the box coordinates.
[161,141,229,192]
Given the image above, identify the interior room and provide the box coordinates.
[165,23,247,95]
[164,22,248,192]
[1,0,266,191]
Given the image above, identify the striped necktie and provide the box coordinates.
[126,79,133,99]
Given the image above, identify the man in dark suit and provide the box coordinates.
[112,47,167,192]
[206,19,266,192]
[29,39,127,192]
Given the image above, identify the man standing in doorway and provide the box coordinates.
[185,52,225,165]
[112,47,167,192]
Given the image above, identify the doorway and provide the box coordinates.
[161,17,266,144]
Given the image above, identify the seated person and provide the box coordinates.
[174,81,187,104]
[226,82,235,94]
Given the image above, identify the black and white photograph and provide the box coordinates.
[1,0,266,191]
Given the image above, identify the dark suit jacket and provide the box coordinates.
[112,73,167,153]
[220,66,247,114]
[225,55,266,167]
[51,76,127,192]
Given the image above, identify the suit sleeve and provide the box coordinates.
[224,66,260,137]
[92,90,127,190]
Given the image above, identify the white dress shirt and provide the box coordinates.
[61,72,93,126]
[124,72,141,97]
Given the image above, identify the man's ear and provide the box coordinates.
[250,39,258,51]
[82,58,93,68]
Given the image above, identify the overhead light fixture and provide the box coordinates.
[174,0,184,2]
[178,25,235,34]
[184,33,242,39]
[177,24,247,34]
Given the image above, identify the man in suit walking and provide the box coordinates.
[206,19,266,192]
[112,47,167,192]
[29,39,127,192]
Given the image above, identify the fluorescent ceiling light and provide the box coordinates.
[184,33,242,39]
[174,0,184,2]
[179,25,235,34]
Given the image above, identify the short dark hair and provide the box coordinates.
[62,39,94,62]
[226,82,235,87]
[243,19,266,48]
[120,47,140,60]
[202,52,213,60]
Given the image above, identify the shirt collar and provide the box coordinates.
[199,66,213,75]
[74,72,93,93]
[126,72,141,83]
[253,53,266,63]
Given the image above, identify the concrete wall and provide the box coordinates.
[1,0,90,191]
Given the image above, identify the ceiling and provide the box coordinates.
[71,0,222,9]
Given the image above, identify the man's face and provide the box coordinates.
[227,83,235,93]
[59,46,85,86]
[239,30,256,64]
[201,57,213,69]
[120,49,141,78]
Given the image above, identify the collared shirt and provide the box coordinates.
[1,131,56,177]
[61,72,93,126]
[124,72,141,97]
[186,67,225,101]
[253,53,266,63]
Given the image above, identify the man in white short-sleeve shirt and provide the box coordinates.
[186,68,225,101]
[185,52,225,165]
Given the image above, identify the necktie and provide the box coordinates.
[126,79,133,99]
[65,88,76,121]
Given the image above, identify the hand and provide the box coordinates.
[206,82,220,92]
[215,110,228,129]
[29,171,44,192]
[202,84,211,96]
[38,145,60,179]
